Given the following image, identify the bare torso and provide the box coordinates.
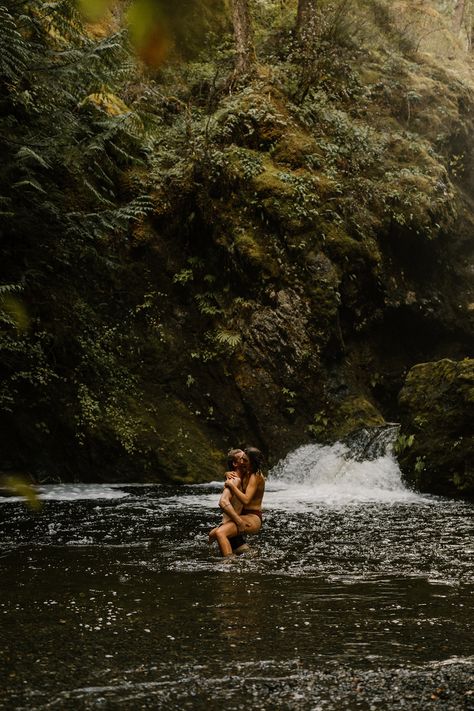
[239,472,265,511]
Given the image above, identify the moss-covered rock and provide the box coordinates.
[397,359,474,498]
[309,395,385,442]
[138,393,224,483]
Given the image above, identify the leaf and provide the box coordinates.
[1,476,41,510]
[15,147,51,169]
[126,0,172,68]
[0,295,29,332]
[12,179,46,194]
[77,0,112,22]
[214,329,242,349]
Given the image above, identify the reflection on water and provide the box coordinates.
[1,442,473,709]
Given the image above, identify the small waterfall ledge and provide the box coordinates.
[267,426,427,506]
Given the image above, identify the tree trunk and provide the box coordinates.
[231,0,256,75]
[452,0,467,35]
[295,0,317,46]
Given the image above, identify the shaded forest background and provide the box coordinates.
[0,0,473,495]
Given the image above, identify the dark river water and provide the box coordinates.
[1,441,473,710]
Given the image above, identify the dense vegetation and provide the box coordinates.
[1,0,473,493]
[0,0,154,479]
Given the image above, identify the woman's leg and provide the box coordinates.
[239,514,262,535]
[215,521,239,557]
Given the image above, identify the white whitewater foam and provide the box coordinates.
[266,442,426,507]
[0,483,133,504]
[38,484,129,501]
[40,484,130,501]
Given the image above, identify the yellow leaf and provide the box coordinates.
[1,296,29,332]
[77,0,112,23]
[126,0,172,68]
[2,476,42,510]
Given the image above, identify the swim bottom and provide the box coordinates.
[241,509,262,520]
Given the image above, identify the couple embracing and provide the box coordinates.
[209,447,265,557]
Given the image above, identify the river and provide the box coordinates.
[1,435,473,710]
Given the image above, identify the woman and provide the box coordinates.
[214,446,265,557]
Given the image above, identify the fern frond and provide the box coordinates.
[214,329,242,349]
[115,195,154,222]
[0,6,28,83]
[12,179,46,194]
[82,178,115,206]
[0,283,22,297]
[195,293,222,316]
[16,146,51,169]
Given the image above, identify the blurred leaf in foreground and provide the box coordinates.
[1,476,42,510]
[126,0,172,68]
[77,0,113,23]
[0,295,30,332]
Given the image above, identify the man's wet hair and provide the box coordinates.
[227,448,243,470]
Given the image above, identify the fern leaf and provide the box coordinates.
[214,329,242,349]
[12,179,46,194]
[16,147,51,169]
[0,283,22,297]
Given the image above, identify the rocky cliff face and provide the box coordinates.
[129,1,473,485]
[1,1,473,489]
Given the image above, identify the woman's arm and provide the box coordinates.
[225,474,258,505]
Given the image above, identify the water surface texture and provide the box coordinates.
[1,439,473,710]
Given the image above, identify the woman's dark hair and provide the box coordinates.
[244,446,264,474]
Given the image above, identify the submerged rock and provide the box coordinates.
[397,358,474,498]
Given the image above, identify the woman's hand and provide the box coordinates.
[224,476,238,490]
[236,518,246,533]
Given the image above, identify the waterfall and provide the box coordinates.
[267,426,425,506]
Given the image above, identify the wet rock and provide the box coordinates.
[308,396,386,442]
[397,358,474,498]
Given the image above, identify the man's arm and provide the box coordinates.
[219,475,245,531]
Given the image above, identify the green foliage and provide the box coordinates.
[307,411,330,438]
[0,0,469,483]
[394,433,415,455]
[0,0,154,470]
[173,268,194,284]
[282,387,297,416]
[414,456,426,475]
[276,0,368,105]
[213,328,242,351]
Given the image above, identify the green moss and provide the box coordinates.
[310,396,385,441]
[249,160,326,233]
[324,223,382,266]
[398,359,474,499]
[334,396,386,437]
[140,393,223,483]
[252,159,294,196]
[233,230,281,277]
[234,231,264,262]
[271,130,322,168]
